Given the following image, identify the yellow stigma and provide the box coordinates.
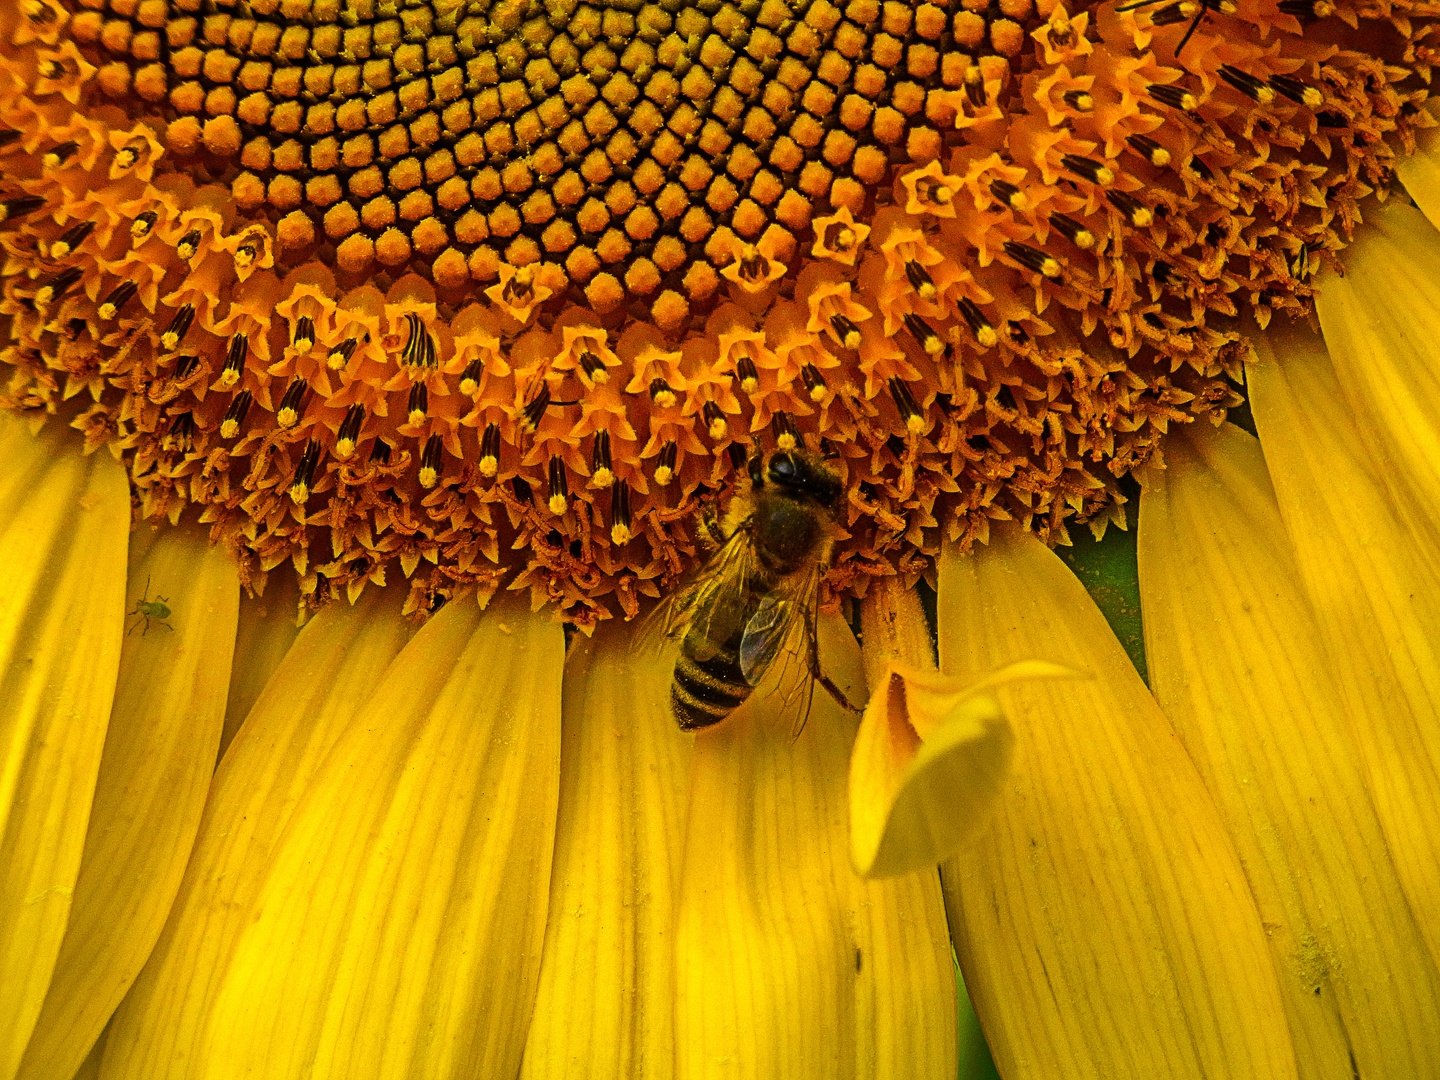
[548,493,568,514]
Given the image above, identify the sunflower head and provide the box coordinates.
[0,0,1434,622]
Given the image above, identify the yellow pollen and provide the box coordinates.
[290,482,310,504]
[1130,208,1154,228]
[905,413,927,434]
[219,419,239,439]
[49,241,72,258]
[335,438,356,460]
[160,332,180,350]
[408,407,426,426]
[218,369,240,389]
[610,523,631,545]
[277,407,299,428]
[479,455,498,478]
[977,326,999,348]
[1095,166,1115,185]
[653,389,677,408]
[548,493,568,514]
[654,465,674,486]
[810,386,827,403]
[708,418,728,439]
[592,467,614,487]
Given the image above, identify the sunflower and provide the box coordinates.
[3,0,1440,1075]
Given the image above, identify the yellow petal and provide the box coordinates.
[1311,199,1440,544]
[0,417,129,1080]
[1139,419,1440,1077]
[937,526,1297,1080]
[1247,326,1440,970]
[189,597,562,1079]
[674,615,956,1080]
[520,619,692,1079]
[219,571,301,760]
[17,527,239,1080]
[1395,115,1440,232]
[852,661,1075,879]
[101,589,412,1080]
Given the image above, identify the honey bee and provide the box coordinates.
[657,448,857,731]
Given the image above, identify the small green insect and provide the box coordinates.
[128,577,173,636]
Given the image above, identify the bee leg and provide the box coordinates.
[697,501,727,551]
[816,669,863,715]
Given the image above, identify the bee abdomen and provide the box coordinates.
[671,649,751,730]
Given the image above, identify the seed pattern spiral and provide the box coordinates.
[0,0,1434,623]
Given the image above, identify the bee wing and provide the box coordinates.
[640,518,756,653]
[739,594,792,685]
[737,561,828,735]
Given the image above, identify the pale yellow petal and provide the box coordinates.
[0,418,129,1080]
[1310,199,1440,544]
[1247,326,1440,968]
[520,619,691,1080]
[851,662,1073,879]
[937,526,1297,1080]
[100,589,412,1080]
[219,572,300,760]
[17,527,238,1080]
[1139,419,1440,1078]
[674,615,956,1080]
[188,597,562,1079]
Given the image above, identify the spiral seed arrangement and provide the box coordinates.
[0,0,1432,622]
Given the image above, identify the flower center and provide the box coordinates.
[0,0,1432,624]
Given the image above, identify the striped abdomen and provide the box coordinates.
[670,575,771,730]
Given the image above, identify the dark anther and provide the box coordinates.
[579,350,607,382]
[130,211,158,240]
[546,455,569,512]
[224,334,248,380]
[369,439,392,465]
[888,376,925,431]
[512,476,534,504]
[161,305,195,349]
[800,364,827,400]
[727,442,749,470]
[990,178,1026,208]
[522,382,553,431]
[164,411,196,452]
[1003,241,1062,279]
[221,390,253,438]
[420,435,443,488]
[1105,190,1153,227]
[1148,83,1196,111]
[459,355,485,394]
[43,140,78,167]
[34,265,82,305]
[479,422,502,474]
[173,354,201,380]
[336,403,365,453]
[1218,65,1274,103]
[98,280,137,319]
[649,377,677,405]
[1060,155,1114,184]
[701,400,727,437]
[1190,155,1215,181]
[1126,134,1171,167]
[735,354,760,392]
[293,316,316,348]
[592,428,612,481]
[772,411,799,450]
[291,440,322,497]
[407,381,428,422]
[955,296,997,345]
[1268,73,1322,106]
[904,260,936,298]
[277,378,308,426]
[609,482,631,542]
[0,194,45,225]
[401,312,436,366]
[1314,111,1348,128]
[175,229,202,260]
[51,220,93,257]
[1062,89,1093,110]
[1048,213,1096,251]
[903,312,944,355]
[830,314,861,349]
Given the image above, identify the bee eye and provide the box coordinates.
[769,453,797,483]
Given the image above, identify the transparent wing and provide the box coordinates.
[640,517,756,656]
[739,593,792,685]
[741,561,829,735]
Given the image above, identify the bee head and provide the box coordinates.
[750,450,841,510]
